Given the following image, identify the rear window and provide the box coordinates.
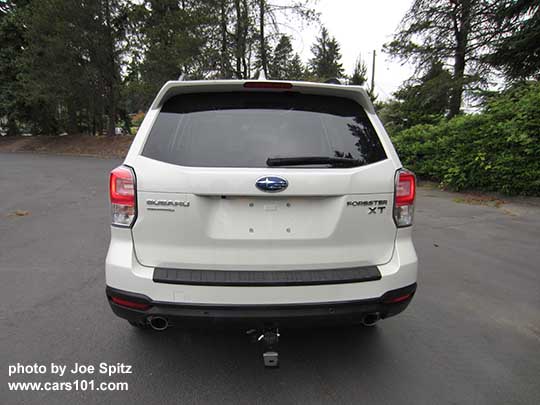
[142,92,387,168]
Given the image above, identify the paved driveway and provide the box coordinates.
[1,153,539,404]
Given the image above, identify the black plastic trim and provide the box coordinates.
[152,266,381,286]
[106,283,417,328]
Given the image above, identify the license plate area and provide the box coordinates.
[206,196,339,240]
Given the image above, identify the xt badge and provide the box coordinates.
[347,199,388,214]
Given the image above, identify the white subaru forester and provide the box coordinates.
[106,79,417,334]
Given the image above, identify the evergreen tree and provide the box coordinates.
[287,54,306,81]
[269,35,305,80]
[139,1,210,88]
[15,0,128,135]
[378,61,452,134]
[0,0,29,135]
[0,0,318,134]
[384,0,511,118]
[487,0,540,80]
[309,27,344,79]
[270,35,293,79]
[350,56,368,86]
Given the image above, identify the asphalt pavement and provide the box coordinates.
[1,153,539,405]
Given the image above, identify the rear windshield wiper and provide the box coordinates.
[267,156,364,168]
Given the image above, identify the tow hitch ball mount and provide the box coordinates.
[247,328,280,368]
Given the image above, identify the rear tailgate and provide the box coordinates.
[128,82,399,270]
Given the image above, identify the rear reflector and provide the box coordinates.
[383,293,412,304]
[111,296,151,311]
[393,169,416,227]
[109,166,136,227]
[243,81,293,89]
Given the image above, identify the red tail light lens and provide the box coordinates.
[111,296,150,311]
[383,293,413,304]
[393,169,416,227]
[109,166,136,227]
[395,170,415,206]
[243,81,293,89]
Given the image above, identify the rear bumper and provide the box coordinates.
[106,283,416,328]
[105,227,418,306]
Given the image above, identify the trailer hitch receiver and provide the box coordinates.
[248,328,280,368]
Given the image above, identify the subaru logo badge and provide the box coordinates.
[256,176,288,193]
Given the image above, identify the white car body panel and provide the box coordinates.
[106,79,417,308]
[131,156,398,269]
[106,227,416,305]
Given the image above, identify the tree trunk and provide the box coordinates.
[448,0,471,118]
[219,1,230,78]
[91,86,97,136]
[108,90,117,136]
[234,0,242,78]
[6,115,18,136]
[67,106,78,135]
[104,0,117,136]
[241,0,248,78]
[247,41,252,78]
[259,0,268,77]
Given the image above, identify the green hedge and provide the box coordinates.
[391,82,540,196]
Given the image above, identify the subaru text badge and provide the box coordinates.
[256,176,288,193]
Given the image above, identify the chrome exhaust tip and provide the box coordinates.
[361,312,380,327]
[148,316,168,331]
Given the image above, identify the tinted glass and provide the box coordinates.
[142,92,387,167]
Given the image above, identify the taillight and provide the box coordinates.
[109,165,136,227]
[393,169,416,227]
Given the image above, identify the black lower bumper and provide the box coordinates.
[106,284,417,329]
